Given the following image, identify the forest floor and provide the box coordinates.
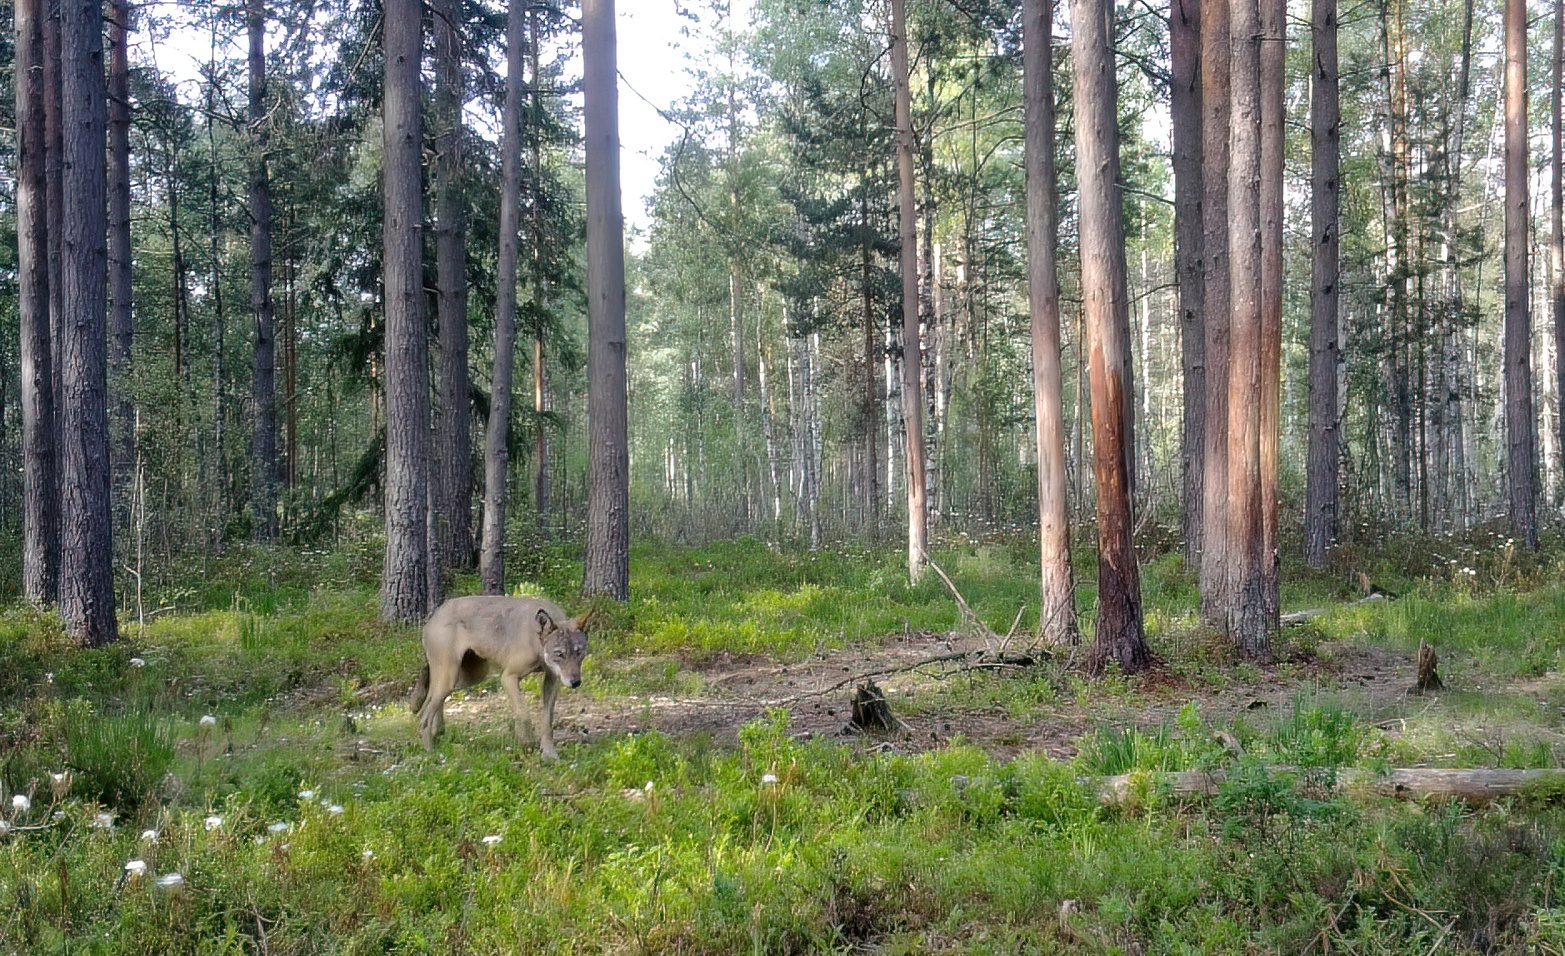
[8,533,1565,953]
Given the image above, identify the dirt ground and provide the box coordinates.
[443,630,1423,760]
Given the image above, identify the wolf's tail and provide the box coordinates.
[410,663,430,714]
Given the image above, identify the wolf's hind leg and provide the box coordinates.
[417,659,458,750]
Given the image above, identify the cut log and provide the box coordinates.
[1280,593,1386,626]
[1097,766,1565,807]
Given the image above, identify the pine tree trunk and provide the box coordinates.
[1199,0,1232,625]
[529,8,550,538]
[1024,0,1078,644]
[380,0,431,620]
[247,0,279,541]
[44,1,62,459]
[581,0,630,600]
[890,0,928,584]
[1171,0,1204,569]
[17,0,58,606]
[1072,0,1150,675]
[1258,0,1284,631]
[108,0,133,529]
[1505,0,1539,547]
[59,0,118,646]
[861,199,880,533]
[1554,0,1565,494]
[1305,0,1341,568]
[481,0,526,596]
[432,0,474,569]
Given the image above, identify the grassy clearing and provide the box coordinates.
[5,536,1565,952]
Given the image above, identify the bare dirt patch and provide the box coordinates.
[440,632,1429,759]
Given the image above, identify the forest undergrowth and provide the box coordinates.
[6,532,1565,952]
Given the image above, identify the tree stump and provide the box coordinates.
[849,680,901,734]
[1413,640,1442,693]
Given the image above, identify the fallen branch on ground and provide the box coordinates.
[1097,765,1565,807]
[1280,593,1388,626]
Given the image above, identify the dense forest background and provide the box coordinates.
[0,0,1554,623]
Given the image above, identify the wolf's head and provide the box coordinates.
[535,609,590,689]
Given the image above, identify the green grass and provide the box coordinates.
[8,536,1565,952]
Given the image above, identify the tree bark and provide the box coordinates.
[582,0,630,600]
[381,0,431,620]
[108,0,133,529]
[890,0,928,584]
[1305,0,1341,568]
[1199,0,1232,624]
[432,0,474,569]
[481,0,526,597]
[44,1,63,458]
[1258,0,1284,631]
[1171,0,1205,570]
[1072,0,1150,675]
[59,0,118,646]
[1024,0,1078,644]
[17,0,58,606]
[248,0,279,541]
[1555,0,1565,495]
[1224,0,1267,656]
[1505,0,1539,548]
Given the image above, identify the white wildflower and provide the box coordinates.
[297,789,315,801]
[643,781,655,793]
[199,715,217,727]
[44,672,52,683]
[154,872,185,890]
[140,829,158,842]
[92,812,115,829]
[129,658,146,668]
[204,814,223,831]
[124,860,148,878]
[761,773,779,785]
[361,849,375,859]
[481,834,502,847]
[325,804,343,815]
[11,794,29,812]
[268,821,289,834]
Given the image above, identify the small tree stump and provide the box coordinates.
[1413,640,1442,693]
[849,680,901,734]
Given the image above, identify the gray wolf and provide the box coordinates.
[410,596,590,759]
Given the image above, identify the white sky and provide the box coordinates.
[149,2,736,236]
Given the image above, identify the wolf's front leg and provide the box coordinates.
[500,672,536,748]
[539,671,561,761]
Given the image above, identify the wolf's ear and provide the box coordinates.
[536,609,555,634]
[570,609,598,633]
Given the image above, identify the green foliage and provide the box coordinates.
[62,702,175,811]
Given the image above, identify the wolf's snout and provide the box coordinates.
[569,678,582,689]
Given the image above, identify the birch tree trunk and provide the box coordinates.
[890,0,928,583]
[59,0,118,646]
[582,0,631,600]
[380,0,432,620]
[1024,0,1078,644]
[481,0,526,596]
[1072,0,1150,675]
[1555,0,1565,495]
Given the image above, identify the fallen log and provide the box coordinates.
[1097,766,1565,807]
[1280,593,1387,626]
